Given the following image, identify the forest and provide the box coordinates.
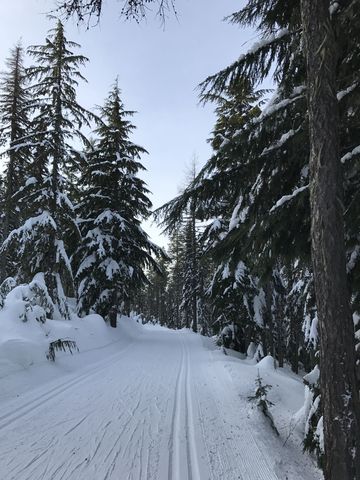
[0,1,359,480]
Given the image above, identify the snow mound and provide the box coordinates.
[246,342,257,358]
[257,355,277,370]
[0,282,145,380]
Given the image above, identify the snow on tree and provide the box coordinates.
[2,21,94,319]
[0,42,32,279]
[75,81,163,326]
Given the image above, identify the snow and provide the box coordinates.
[253,290,265,326]
[270,184,309,213]
[238,28,290,62]
[309,314,319,346]
[341,145,360,164]
[0,312,322,479]
[304,365,320,386]
[95,209,126,228]
[77,253,96,276]
[247,342,257,359]
[251,86,306,127]
[100,257,121,280]
[3,210,57,247]
[55,239,72,274]
[337,82,358,101]
[261,128,298,156]
[235,260,246,282]
[229,196,242,231]
[329,1,340,15]
[25,176,37,187]
[348,245,360,273]
[257,354,277,371]
[222,261,230,279]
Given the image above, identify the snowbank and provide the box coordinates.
[257,354,277,370]
[0,283,146,403]
[0,310,144,377]
[209,346,321,477]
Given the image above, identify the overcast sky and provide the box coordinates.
[0,0,256,246]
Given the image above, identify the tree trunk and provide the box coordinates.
[109,305,117,328]
[300,1,360,477]
[263,282,275,358]
[191,201,198,333]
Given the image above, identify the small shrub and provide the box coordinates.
[249,370,279,436]
[46,339,79,362]
[0,277,16,308]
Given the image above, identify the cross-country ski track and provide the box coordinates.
[0,325,322,480]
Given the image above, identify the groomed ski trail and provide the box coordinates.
[0,327,321,480]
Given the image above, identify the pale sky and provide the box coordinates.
[0,0,255,247]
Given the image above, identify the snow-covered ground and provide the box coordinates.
[0,317,322,480]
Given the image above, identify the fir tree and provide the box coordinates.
[180,209,198,331]
[166,228,186,329]
[76,81,163,326]
[2,21,94,318]
[0,42,31,279]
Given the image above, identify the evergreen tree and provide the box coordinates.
[2,21,93,318]
[0,42,31,279]
[76,82,163,326]
[136,256,169,325]
[166,228,186,329]
[180,204,199,332]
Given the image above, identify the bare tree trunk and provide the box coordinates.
[109,305,117,328]
[191,201,198,333]
[263,282,275,358]
[300,1,360,477]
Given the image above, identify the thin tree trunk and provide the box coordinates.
[300,1,360,477]
[191,201,198,333]
[263,281,274,358]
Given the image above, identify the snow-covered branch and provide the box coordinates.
[270,184,309,213]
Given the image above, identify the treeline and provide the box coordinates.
[0,20,163,326]
[136,0,360,466]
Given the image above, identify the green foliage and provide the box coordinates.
[1,21,96,317]
[0,277,16,308]
[302,366,323,468]
[248,371,279,436]
[46,338,79,362]
[76,81,163,320]
[0,42,32,279]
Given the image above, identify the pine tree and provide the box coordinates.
[166,228,186,329]
[0,42,31,279]
[2,21,93,318]
[200,1,360,472]
[180,208,198,331]
[76,81,163,326]
[136,256,169,325]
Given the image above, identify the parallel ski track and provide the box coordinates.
[184,340,201,480]
[0,330,319,480]
[168,338,185,480]
[0,342,133,432]
[168,336,201,480]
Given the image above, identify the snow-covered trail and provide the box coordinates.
[0,328,320,480]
